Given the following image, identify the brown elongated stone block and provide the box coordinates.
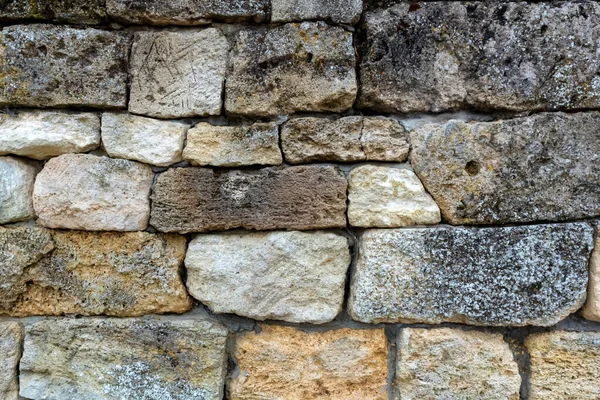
[0,0,106,24]
[151,166,348,233]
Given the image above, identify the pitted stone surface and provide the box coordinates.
[0,156,37,224]
[348,223,593,326]
[102,112,188,167]
[151,166,348,233]
[358,2,600,113]
[396,328,521,400]
[0,226,192,317]
[0,0,106,24]
[183,122,282,167]
[20,317,228,400]
[409,113,600,225]
[185,231,350,323]
[0,110,100,159]
[0,322,22,400]
[0,25,129,108]
[282,116,408,164]
[129,29,228,118]
[348,165,441,228]
[231,325,388,400]
[225,22,357,117]
[526,331,600,399]
[33,154,154,231]
[107,0,268,25]
[272,0,363,25]
[583,224,600,321]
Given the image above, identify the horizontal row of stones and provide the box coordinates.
[1,320,600,400]
[1,223,599,325]
[2,1,600,115]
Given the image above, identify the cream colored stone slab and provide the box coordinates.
[0,322,22,400]
[583,224,600,321]
[0,156,37,224]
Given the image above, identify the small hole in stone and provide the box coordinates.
[465,160,481,176]
[409,3,421,12]
[540,25,548,34]
[38,45,48,56]
[307,52,313,63]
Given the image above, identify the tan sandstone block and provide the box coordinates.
[0,322,22,400]
[582,224,600,321]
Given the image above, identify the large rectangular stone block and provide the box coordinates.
[151,166,348,233]
[0,156,37,224]
[0,0,106,24]
[0,25,130,108]
[0,322,22,400]
[358,2,600,112]
[348,223,593,326]
[271,0,363,25]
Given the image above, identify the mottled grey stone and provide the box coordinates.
[0,322,22,400]
[0,0,106,24]
[225,22,357,117]
[348,223,593,326]
[271,0,363,25]
[358,2,600,112]
[151,166,348,233]
[0,25,130,109]
[409,112,600,225]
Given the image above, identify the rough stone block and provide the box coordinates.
[358,2,600,112]
[0,110,100,159]
[20,317,228,400]
[348,223,593,326]
[151,165,348,233]
[0,156,37,224]
[33,154,154,231]
[185,231,350,323]
[409,112,600,225]
[0,226,192,316]
[225,22,357,117]
[0,322,22,400]
[106,0,268,25]
[102,112,188,167]
[0,0,106,24]
[526,331,600,399]
[183,122,282,167]
[129,29,228,118]
[271,0,363,25]
[0,25,129,108]
[230,325,388,400]
[396,328,521,400]
[583,224,600,322]
[282,116,408,164]
[348,165,441,227]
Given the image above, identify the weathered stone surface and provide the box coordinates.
[409,113,600,225]
[0,322,22,400]
[225,22,357,117]
[185,231,350,323]
[129,29,228,118]
[0,110,100,160]
[102,112,188,167]
[271,0,363,25]
[183,122,282,167]
[282,116,408,164]
[526,331,600,399]
[33,154,154,231]
[0,0,106,24]
[0,226,192,316]
[20,317,228,400]
[151,166,348,233]
[583,224,600,321]
[396,328,521,400]
[0,25,129,108]
[348,165,441,228]
[107,0,268,25]
[358,2,600,113]
[0,156,37,224]
[348,223,592,326]
[231,325,388,400]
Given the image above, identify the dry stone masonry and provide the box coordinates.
[0,0,599,399]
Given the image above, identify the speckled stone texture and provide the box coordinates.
[583,223,600,321]
[106,0,269,25]
[19,317,228,400]
[396,328,521,400]
[0,156,37,224]
[409,112,600,225]
[151,166,348,233]
[348,223,593,326]
[0,0,106,24]
[271,0,363,25]
[225,22,357,117]
[185,231,350,323]
[230,325,388,400]
[0,226,192,316]
[358,1,600,113]
[0,25,130,108]
[0,322,22,400]
[526,331,600,400]
[129,29,229,118]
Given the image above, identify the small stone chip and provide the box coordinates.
[0,156,37,224]
[583,224,600,322]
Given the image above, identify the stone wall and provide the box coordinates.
[1,1,600,399]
